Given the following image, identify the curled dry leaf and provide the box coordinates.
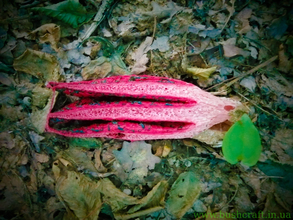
[186,66,217,79]
[27,23,60,51]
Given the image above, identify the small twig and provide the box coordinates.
[236,91,283,121]
[206,55,278,91]
[0,15,32,23]
[220,0,235,32]
[20,0,41,9]
[150,16,157,73]
[80,0,114,41]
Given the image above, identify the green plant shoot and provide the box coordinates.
[222,114,261,166]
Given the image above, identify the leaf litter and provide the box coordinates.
[0,0,293,219]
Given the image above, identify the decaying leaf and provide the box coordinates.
[113,141,161,184]
[0,174,28,211]
[234,7,252,34]
[153,140,172,157]
[31,91,55,133]
[81,57,112,80]
[13,49,61,81]
[166,171,201,219]
[53,160,102,220]
[27,24,60,51]
[192,129,225,145]
[98,178,138,212]
[32,85,52,108]
[29,131,45,152]
[131,36,152,74]
[271,129,293,164]
[115,181,168,219]
[240,76,256,93]
[222,44,250,58]
[58,147,98,176]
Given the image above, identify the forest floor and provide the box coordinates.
[0,0,292,219]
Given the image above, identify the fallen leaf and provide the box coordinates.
[29,131,45,152]
[234,7,252,34]
[267,16,288,40]
[113,141,161,184]
[27,23,60,51]
[13,49,61,81]
[98,178,138,212]
[131,36,152,74]
[0,132,15,149]
[116,181,168,219]
[222,44,250,58]
[53,160,102,220]
[240,76,257,93]
[32,85,52,108]
[81,57,112,80]
[258,160,293,190]
[32,0,94,28]
[59,147,98,176]
[271,129,293,164]
[192,129,225,145]
[31,92,55,133]
[149,36,170,52]
[153,140,172,157]
[35,152,50,163]
[187,66,217,79]
[166,171,201,219]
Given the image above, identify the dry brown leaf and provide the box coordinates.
[53,160,102,220]
[222,44,250,58]
[271,129,293,165]
[241,172,262,199]
[166,172,202,219]
[81,58,112,80]
[58,147,98,175]
[27,23,60,51]
[13,49,61,81]
[233,186,255,212]
[0,132,15,149]
[278,44,292,73]
[98,178,138,212]
[131,36,152,74]
[0,174,28,211]
[153,140,172,157]
[235,7,252,34]
[193,129,225,145]
[94,148,108,172]
[35,152,50,163]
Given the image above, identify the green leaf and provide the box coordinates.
[222,114,261,166]
[32,0,95,28]
[267,16,288,40]
[257,160,293,190]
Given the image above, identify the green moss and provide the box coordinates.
[222,114,261,166]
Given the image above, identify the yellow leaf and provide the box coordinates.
[186,66,217,79]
